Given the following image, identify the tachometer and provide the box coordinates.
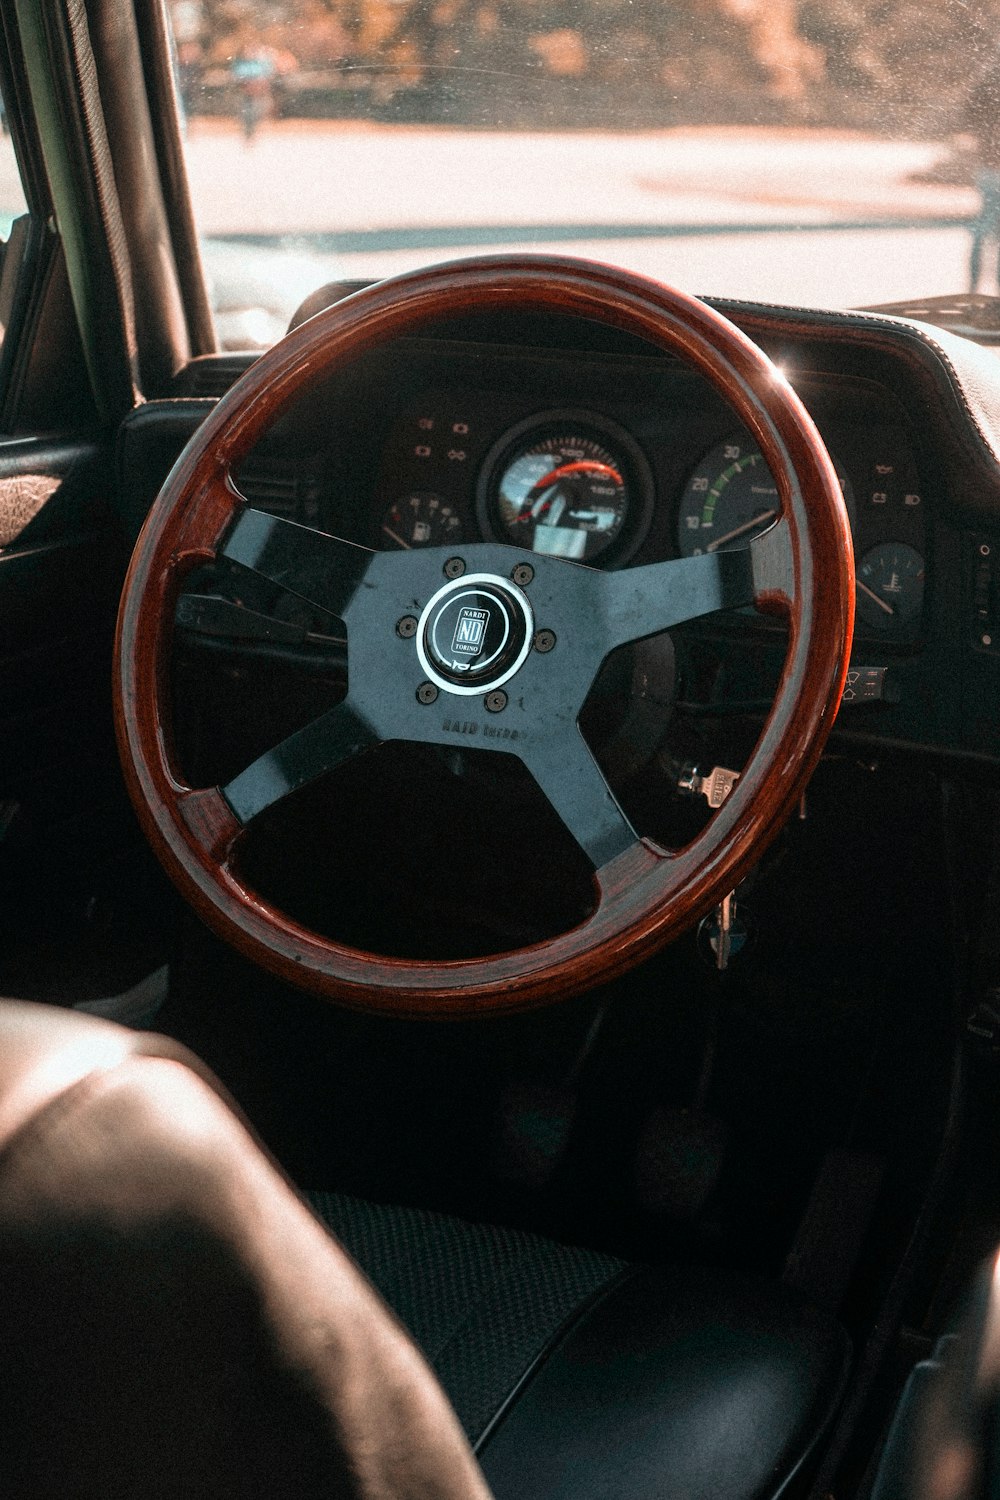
[478,412,653,566]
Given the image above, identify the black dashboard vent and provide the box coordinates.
[236,464,323,527]
[238,466,301,520]
[173,353,260,399]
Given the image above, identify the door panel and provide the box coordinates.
[0,435,127,895]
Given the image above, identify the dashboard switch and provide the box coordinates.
[841,666,896,704]
[971,537,1000,652]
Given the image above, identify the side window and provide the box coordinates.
[0,97,27,238]
[0,87,29,347]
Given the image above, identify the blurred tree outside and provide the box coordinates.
[170,0,1000,135]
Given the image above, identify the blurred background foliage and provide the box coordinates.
[169,0,1000,133]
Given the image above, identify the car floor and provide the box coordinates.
[0,732,992,1496]
[151,752,960,1300]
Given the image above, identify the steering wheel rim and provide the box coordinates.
[114,255,854,1019]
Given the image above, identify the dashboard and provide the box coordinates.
[121,295,1000,772]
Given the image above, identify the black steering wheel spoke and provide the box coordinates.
[221,698,379,826]
[749,516,795,609]
[220,507,376,618]
[520,726,640,869]
[592,519,796,652]
[599,548,756,649]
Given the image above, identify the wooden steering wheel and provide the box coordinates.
[114,256,854,1019]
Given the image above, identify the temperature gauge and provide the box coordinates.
[855,542,924,636]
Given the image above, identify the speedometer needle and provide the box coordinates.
[856,577,894,615]
[534,460,623,489]
[705,508,777,552]
[382,525,412,550]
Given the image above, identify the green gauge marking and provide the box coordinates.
[702,454,763,527]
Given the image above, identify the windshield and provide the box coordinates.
[170,1,996,347]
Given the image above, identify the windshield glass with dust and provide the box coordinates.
[169,1,1000,346]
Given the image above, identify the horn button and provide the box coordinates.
[416,572,534,696]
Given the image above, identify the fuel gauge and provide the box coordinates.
[381,492,463,550]
[855,542,924,636]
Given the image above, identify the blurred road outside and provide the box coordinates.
[180,120,979,342]
[0,119,982,345]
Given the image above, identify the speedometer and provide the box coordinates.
[677,436,855,556]
[478,411,653,566]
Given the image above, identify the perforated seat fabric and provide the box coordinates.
[307,1191,852,1500]
[307,1190,627,1443]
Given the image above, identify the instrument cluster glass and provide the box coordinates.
[381,492,463,550]
[673,428,925,642]
[477,411,654,567]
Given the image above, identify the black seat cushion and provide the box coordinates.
[478,1262,851,1500]
[309,1192,851,1500]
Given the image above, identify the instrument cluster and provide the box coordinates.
[367,375,927,645]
